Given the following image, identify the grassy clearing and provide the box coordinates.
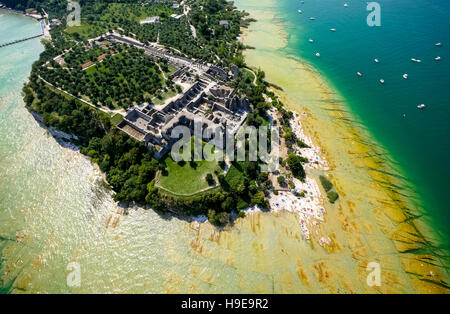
[65,23,93,38]
[152,88,178,105]
[110,113,123,125]
[157,156,221,196]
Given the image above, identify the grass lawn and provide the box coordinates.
[152,88,179,105]
[157,156,221,196]
[110,113,123,125]
[65,23,93,38]
[165,65,178,76]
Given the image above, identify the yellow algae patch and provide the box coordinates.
[189,236,203,254]
[248,213,262,233]
[295,260,310,288]
[390,222,424,252]
[312,262,332,284]
[347,235,364,251]
[163,272,187,293]
[378,202,407,223]
[189,265,215,286]
[402,256,448,294]
[14,230,27,243]
[351,247,368,260]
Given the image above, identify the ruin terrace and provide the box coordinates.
[107,33,249,158]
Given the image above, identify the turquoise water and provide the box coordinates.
[274,0,450,244]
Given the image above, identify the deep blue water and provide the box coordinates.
[278,0,450,244]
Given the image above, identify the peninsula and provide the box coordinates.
[14,0,313,225]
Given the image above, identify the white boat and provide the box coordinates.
[374,58,380,63]
[403,74,408,79]
[315,52,320,57]
[411,58,422,63]
[308,38,314,43]
[357,72,363,77]
[344,3,349,7]
[435,42,442,47]
[435,56,441,61]
[309,17,316,20]
[330,28,336,32]
[417,104,426,109]
[379,79,385,84]
[298,10,303,13]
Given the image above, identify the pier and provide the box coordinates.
[0,33,43,48]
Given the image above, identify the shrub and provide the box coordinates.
[259,171,268,182]
[327,191,339,203]
[206,173,214,185]
[319,175,333,192]
[286,154,306,181]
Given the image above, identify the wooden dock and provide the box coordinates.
[0,33,43,48]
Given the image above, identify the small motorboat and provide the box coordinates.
[417,104,426,109]
[435,42,442,47]
[411,58,422,63]
[330,28,336,32]
[379,79,385,84]
[374,58,380,63]
[403,74,408,79]
[435,56,441,61]
[357,72,363,77]
[308,38,314,43]
[309,17,316,20]
[344,3,349,7]
[315,52,320,57]
[298,10,303,13]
